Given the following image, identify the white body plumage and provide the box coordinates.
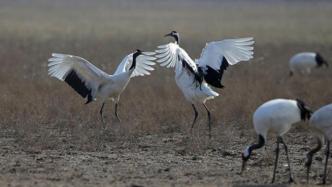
[97,72,131,102]
[289,52,328,75]
[309,104,332,141]
[173,47,218,104]
[253,99,302,141]
[306,103,332,184]
[175,74,219,104]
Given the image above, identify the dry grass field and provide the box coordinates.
[1,0,332,186]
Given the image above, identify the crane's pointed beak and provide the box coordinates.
[240,159,247,175]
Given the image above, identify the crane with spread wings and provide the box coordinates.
[155,31,254,138]
[48,49,156,124]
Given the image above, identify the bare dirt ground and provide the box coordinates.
[1,119,331,186]
[1,0,332,186]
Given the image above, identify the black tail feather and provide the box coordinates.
[203,57,229,88]
[64,70,93,104]
[296,99,312,121]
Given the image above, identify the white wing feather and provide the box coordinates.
[155,43,197,72]
[48,53,111,99]
[48,53,109,82]
[197,37,254,70]
[113,52,156,77]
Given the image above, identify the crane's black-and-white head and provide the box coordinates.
[130,49,143,70]
[315,52,329,68]
[165,31,180,44]
[133,49,142,58]
[242,146,251,161]
[296,99,312,121]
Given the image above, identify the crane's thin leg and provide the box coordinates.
[203,103,211,139]
[115,103,121,122]
[99,102,105,124]
[305,137,322,184]
[323,140,330,184]
[271,137,281,184]
[191,104,198,131]
[279,137,295,183]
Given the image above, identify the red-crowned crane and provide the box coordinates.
[48,49,156,124]
[306,103,332,184]
[241,98,312,183]
[289,52,328,76]
[155,31,254,138]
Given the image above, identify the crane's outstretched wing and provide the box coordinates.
[155,43,198,73]
[48,53,109,103]
[113,52,156,77]
[196,37,254,88]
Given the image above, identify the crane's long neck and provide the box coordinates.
[129,56,137,71]
[173,35,180,44]
[296,99,312,121]
[245,135,265,159]
[241,134,265,173]
[305,137,322,167]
